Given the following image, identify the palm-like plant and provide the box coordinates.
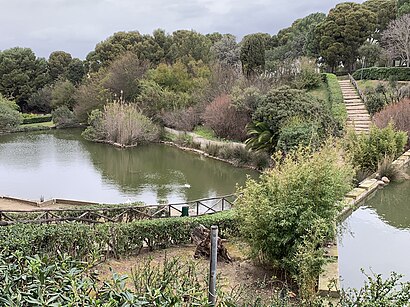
[245,121,277,153]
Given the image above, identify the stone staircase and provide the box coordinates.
[338,80,371,133]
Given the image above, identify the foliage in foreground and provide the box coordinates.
[235,143,354,299]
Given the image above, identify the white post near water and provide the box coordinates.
[208,225,218,305]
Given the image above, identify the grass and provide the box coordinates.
[357,80,410,92]
[308,81,329,104]
[193,125,219,141]
[20,121,55,128]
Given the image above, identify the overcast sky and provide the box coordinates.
[0,0,363,59]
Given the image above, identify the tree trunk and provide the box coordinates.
[191,225,232,263]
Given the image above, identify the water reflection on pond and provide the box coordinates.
[338,169,410,290]
[0,129,258,204]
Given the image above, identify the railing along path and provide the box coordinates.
[0,194,237,226]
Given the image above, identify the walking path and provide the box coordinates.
[338,80,371,133]
[164,127,245,149]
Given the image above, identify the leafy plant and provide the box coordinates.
[344,124,408,172]
[235,143,354,298]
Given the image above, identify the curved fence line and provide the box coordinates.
[0,194,238,226]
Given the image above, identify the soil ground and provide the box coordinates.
[97,242,296,303]
[0,198,69,210]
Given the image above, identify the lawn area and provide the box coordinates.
[357,80,410,92]
[308,81,329,104]
[20,121,55,128]
[193,125,220,141]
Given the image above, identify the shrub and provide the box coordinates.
[0,211,237,259]
[82,101,160,146]
[235,143,354,296]
[27,86,52,113]
[0,96,22,132]
[373,98,410,147]
[341,272,410,306]
[52,106,78,128]
[344,124,408,172]
[293,58,322,90]
[203,94,250,141]
[377,156,409,182]
[51,79,76,110]
[364,89,386,115]
[352,67,410,81]
[161,106,201,131]
[276,117,320,153]
[249,86,335,152]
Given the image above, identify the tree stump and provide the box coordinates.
[191,224,232,263]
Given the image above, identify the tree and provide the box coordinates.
[169,30,212,63]
[28,86,52,113]
[240,33,271,77]
[363,0,397,40]
[210,34,241,67]
[51,80,76,110]
[381,14,410,67]
[66,58,85,84]
[358,42,383,67]
[0,47,49,110]
[272,12,326,60]
[102,52,149,102]
[48,51,73,82]
[317,3,377,71]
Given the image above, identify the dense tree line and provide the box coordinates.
[0,0,408,149]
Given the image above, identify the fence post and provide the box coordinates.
[181,206,189,217]
[208,225,218,305]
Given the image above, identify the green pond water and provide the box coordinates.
[338,168,410,289]
[0,129,258,204]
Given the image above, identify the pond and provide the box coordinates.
[338,168,410,290]
[0,129,258,204]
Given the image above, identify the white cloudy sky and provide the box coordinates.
[0,0,363,59]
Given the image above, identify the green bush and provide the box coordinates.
[249,86,335,152]
[352,67,410,81]
[21,113,52,124]
[0,96,22,132]
[52,105,78,128]
[344,124,408,172]
[293,58,322,90]
[235,143,354,296]
[276,117,320,153]
[0,211,238,260]
[323,73,347,131]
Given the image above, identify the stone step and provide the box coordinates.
[347,111,371,115]
[345,103,365,107]
[346,107,367,112]
[343,95,361,99]
[344,99,363,103]
[348,116,371,120]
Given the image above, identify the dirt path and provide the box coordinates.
[165,127,245,149]
[0,198,67,211]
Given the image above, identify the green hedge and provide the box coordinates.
[0,211,238,259]
[22,114,52,124]
[323,73,347,131]
[352,67,410,81]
